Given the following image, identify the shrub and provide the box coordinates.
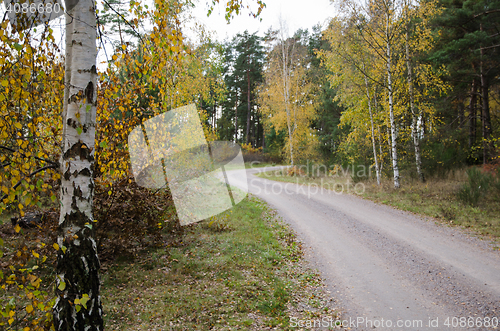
[493,167,500,198]
[93,175,180,261]
[457,168,492,206]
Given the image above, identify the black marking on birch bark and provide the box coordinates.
[77,66,97,75]
[74,186,83,198]
[54,218,103,330]
[85,82,94,104]
[67,118,77,128]
[63,141,93,161]
[64,168,71,180]
[79,168,91,177]
[69,89,85,104]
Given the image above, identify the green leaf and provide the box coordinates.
[61,246,67,254]
[75,305,81,312]
[50,194,56,203]
[76,127,83,135]
[85,105,91,112]
[99,141,108,148]
[80,294,90,309]
[13,43,22,51]
[58,281,66,291]
[85,223,93,230]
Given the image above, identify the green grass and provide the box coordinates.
[1,195,340,330]
[100,196,340,330]
[257,168,500,245]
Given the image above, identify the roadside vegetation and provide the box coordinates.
[258,165,500,245]
[1,191,340,330]
[1,0,499,329]
[101,196,340,330]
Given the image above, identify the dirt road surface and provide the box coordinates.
[228,166,500,330]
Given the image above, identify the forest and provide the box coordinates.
[214,0,500,188]
[0,0,499,329]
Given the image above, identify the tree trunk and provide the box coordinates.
[246,70,252,144]
[362,65,381,185]
[480,75,491,164]
[234,104,238,142]
[458,98,464,128]
[406,24,424,182]
[212,100,217,130]
[468,79,477,149]
[53,1,103,330]
[281,39,294,166]
[386,10,400,188]
[480,48,492,164]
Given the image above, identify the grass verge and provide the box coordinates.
[101,196,341,330]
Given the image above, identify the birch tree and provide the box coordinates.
[259,25,316,165]
[383,0,401,188]
[54,0,266,329]
[279,20,296,166]
[320,16,386,185]
[53,0,103,329]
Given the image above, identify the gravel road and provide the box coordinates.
[228,166,500,330]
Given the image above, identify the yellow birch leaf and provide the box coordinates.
[26,305,33,313]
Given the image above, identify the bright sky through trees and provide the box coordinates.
[189,0,336,40]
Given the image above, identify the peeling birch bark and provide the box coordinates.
[53,1,103,330]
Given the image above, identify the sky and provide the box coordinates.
[0,0,338,68]
[187,0,337,41]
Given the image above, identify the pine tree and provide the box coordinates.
[221,31,265,145]
[430,0,500,163]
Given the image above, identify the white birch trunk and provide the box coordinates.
[385,8,400,189]
[53,0,103,329]
[279,24,294,166]
[405,9,424,182]
[362,64,381,185]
